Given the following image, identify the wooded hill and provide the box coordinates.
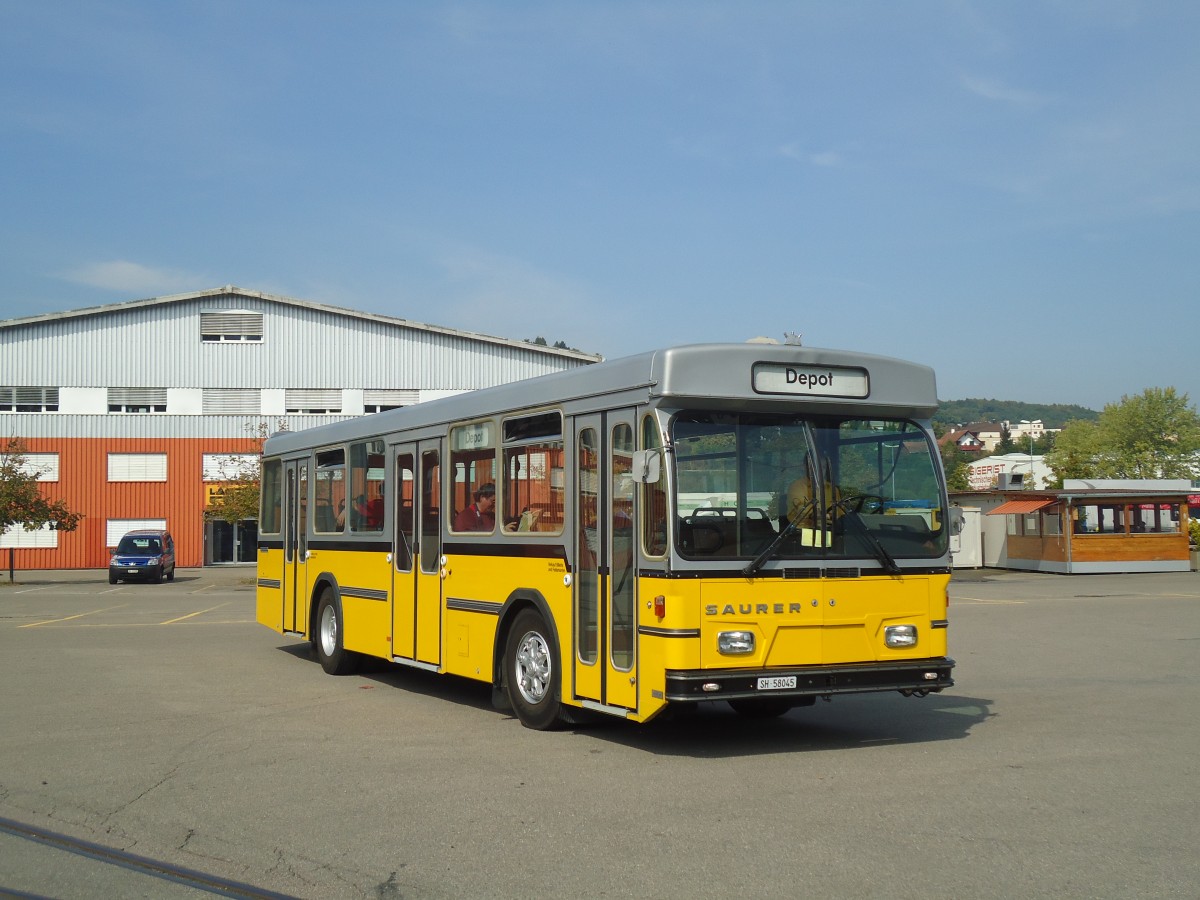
[934,398,1099,431]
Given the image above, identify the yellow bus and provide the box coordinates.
[256,343,956,729]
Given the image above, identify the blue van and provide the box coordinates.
[109,530,176,584]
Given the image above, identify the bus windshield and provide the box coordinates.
[673,412,947,564]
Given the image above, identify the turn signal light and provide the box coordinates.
[653,594,666,618]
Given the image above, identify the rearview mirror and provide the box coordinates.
[631,450,661,484]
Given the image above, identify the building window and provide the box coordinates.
[285,389,342,414]
[202,454,257,481]
[108,453,168,482]
[106,518,167,548]
[202,389,261,415]
[11,453,59,481]
[363,389,418,413]
[108,388,167,413]
[1,523,58,549]
[200,311,263,342]
[0,386,59,412]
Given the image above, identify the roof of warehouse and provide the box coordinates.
[0,285,603,363]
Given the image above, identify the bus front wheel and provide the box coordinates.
[504,609,563,730]
[315,591,360,676]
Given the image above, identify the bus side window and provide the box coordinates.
[449,421,497,533]
[395,453,414,571]
[313,447,346,534]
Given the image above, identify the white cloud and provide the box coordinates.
[778,143,843,167]
[60,260,204,295]
[961,75,1053,109]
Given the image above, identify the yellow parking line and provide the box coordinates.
[19,604,130,628]
[161,602,231,625]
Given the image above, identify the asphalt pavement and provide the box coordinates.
[2,566,1198,899]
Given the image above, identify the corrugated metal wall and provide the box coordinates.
[8,437,259,570]
[2,291,594,391]
[6,414,349,440]
[1,288,599,570]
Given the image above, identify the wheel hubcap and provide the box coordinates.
[514,630,552,705]
[320,605,337,656]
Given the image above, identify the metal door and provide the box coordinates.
[391,445,418,660]
[282,460,308,634]
[573,410,638,713]
[414,441,443,666]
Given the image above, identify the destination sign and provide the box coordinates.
[452,421,494,451]
[752,363,869,398]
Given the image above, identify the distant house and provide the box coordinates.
[939,422,1002,453]
[950,480,1192,573]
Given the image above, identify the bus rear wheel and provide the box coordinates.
[315,591,361,676]
[504,609,563,730]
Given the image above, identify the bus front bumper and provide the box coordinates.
[664,658,955,703]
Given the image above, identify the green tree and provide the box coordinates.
[995,422,1016,455]
[1043,420,1099,487]
[1097,387,1200,478]
[1,438,83,535]
[1044,388,1200,484]
[946,461,972,492]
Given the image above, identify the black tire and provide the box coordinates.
[314,590,361,675]
[504,608,564,730]
[108,573,118,585]
[728,696,814,719]
[157,565,167,584]
[166,566,175,582]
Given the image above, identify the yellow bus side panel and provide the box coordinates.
[314,550,393,660]
[443,552,573,688]
[634,577,702,722]
[441,608,496,682]
[255,547,284,633]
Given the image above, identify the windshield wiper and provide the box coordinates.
[742,501,813,577]
[831,500,901,575]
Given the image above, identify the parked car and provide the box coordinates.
[109,530,176,584]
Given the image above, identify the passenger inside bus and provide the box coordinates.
[454,483,496,531]
[352,494,384,530]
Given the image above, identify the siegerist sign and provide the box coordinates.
[752,362,869,398]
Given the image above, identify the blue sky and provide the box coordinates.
[2,2,1197,410]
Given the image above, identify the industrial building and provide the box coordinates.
[1,286,600,570]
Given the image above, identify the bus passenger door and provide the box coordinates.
[390,447,417,660]
[414,442,443,666]
[606,412,638,711]
[282,460,308,634]
[573,411,638,713]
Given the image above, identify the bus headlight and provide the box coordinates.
[717,631,755,655]
[885,624,917,648]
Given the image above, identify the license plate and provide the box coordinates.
[127,568,140,574]
[757,676,797,691]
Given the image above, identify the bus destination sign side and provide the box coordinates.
[752,363,869,398]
